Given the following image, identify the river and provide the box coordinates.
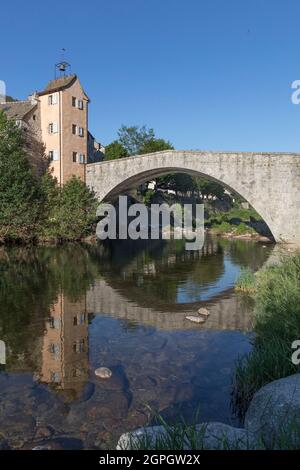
[0,236,274,449]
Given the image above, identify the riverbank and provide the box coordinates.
[206,227,271,242]
[232,251,300,417]
[115,250,300,450]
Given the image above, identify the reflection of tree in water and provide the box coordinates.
[218,238,274,270]
[94,238,225,308]
[0,245,100,370]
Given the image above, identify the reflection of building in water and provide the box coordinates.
[39,293,89,399]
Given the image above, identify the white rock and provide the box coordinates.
[198,308,210,316]
[95,367,112,379]
[185,315,205,324]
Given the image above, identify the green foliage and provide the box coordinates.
[139,137,174,154]
[234,223,256,235]
[122,407,300,450]
[104,140,129,160]
[235,268,256,294]
[233,252,300,418]
[118,125,155,155]
[157,173,196,195]
[143,189,155,205]
[41,176,98,240]
[194,176,225,199]
[211,221,233,234]
[0,245,101,368]
[0,110,42,240]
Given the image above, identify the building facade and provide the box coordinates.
[0,74,104,185]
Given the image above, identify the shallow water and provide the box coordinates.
[0,236,274,449]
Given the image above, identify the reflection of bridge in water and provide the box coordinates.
[86,278,252,331]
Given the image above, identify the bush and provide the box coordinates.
[41,176,98,240]
[232,253,300,418]
[0,111,43,241]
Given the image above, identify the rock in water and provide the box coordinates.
[95,367,112,379]
[198,308,210,316]
[186,315,205,324]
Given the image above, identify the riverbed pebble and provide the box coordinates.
[198,308,210,317]
[95,367,112,379]
[185,315,205,324]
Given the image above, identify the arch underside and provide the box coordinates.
[102,166,275,241]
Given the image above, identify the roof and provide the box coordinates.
[0,101,37,120]
[37,74,89,101]
[41,74,77,94]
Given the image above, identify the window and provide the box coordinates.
[32,114,36,121]
[78,127,84,137]
[50,371,61,382]
[73,313,86,325]
[50,343,60,354]
[73,339,85,353]
[72,97,84,109]
[49,150,59,161]
[49,122,58,134]
[48,93,58,105]
[49,317,60,329]
[72,124,77,135]
[79,154,85,164]
[72,152,77,163]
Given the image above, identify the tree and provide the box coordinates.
[104,140,129,160]
[194,177,225,199]
[163,173,197,196]
[43,176,98,239]
[0,110,42,239]
[118,125,155,155]
[139,137,174,154]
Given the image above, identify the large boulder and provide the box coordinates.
[117,422,259,450]
[245,373,300,449]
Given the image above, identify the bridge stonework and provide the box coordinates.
[86,150,300,244]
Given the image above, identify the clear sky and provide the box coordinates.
[1,0,300,151]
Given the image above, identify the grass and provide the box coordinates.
[235,268,256,294]
[208,206,262,237]
[118,410,300,450]
[211,221,257,236]
[233,252,300,418]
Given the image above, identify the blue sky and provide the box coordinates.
[1,0,300,151]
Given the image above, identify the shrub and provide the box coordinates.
[0,111,42,241]
[41,176,98,240]
[232,252,300,418]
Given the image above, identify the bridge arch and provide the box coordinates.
[86,150,300,244]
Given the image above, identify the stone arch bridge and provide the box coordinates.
[86,150,300,244]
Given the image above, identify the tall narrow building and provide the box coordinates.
[37,74,89,185]
[0,68,105,185]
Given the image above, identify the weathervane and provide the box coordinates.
[55,48,71,78]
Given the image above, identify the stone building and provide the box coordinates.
[0,73,104,184]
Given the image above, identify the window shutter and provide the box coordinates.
[52,93,58,105]
[53,150,59,161]
[53,122,58,133]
